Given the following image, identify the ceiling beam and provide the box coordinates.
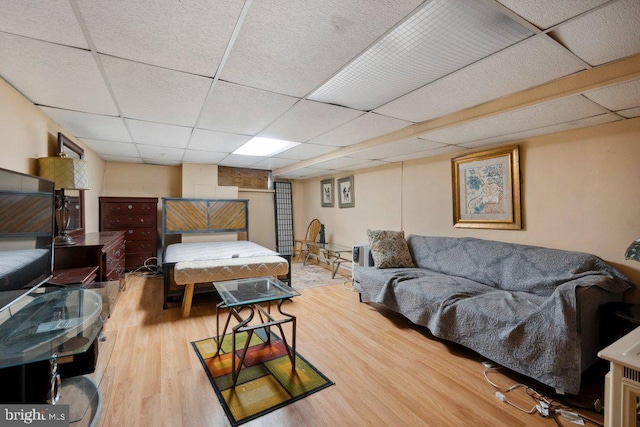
[274,52,640,176]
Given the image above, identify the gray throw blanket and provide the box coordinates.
[359,236,633,394]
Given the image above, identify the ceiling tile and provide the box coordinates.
[275,167,333,180]
[251,157,300,170]
[183,150,229,164]
[340,159,390,171]
[39,107,131,142]
[375,35,586,122]
[349,138,447,160]
[126,119,192,148]
[189,129,250,153]
[218,154,265,167]
[75,0,245,76]
[100,154,142,163]
[260,100,363,142]
[495,0,610,30]
[618,107,640,118]
[0,33,117,115]
[583,78,640,111]
[459,113,620,148]
[382,144,463,163]
[309,113,414,147]
[309,0,533,110]
[310,156,373,170]
[198,81,299,135]
[420,96,607,144]
[220,0,424,97]
[0,0,88,48]
[136,144,185,161]
[143,158,182,166]
[145,159,183,167]
[101,55,211,126]
[275,143,339,161]
[80,139,139,157]
[549,0,640,66]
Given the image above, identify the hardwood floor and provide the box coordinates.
[95,272,605,426]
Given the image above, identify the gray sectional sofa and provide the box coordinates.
[353,235,633,394]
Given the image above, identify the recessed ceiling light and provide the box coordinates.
[233,137,300,156]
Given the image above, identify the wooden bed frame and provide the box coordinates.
[161,197,291,311]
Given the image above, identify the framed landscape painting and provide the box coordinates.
[451,145,521,229]
[321,179,334,207]
[337,176,355,208]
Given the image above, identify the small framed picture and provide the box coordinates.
[321,179,334,207]
[337,176,355,208]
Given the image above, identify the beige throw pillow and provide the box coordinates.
[367,229,414,269]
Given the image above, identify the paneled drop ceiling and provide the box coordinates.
[0,0,639,179]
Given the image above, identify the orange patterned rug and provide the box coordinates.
[193,330,334,426]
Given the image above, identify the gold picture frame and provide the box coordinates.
[452,145,521,229]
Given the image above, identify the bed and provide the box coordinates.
[0,249,50,288]
[161,197,290,316]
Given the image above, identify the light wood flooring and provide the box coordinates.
[94,267,606,426]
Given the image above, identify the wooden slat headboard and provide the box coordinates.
[161,197,249,259]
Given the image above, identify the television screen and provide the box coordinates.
[0,168,55,312]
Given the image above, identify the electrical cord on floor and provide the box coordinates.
[484,366,538,414]
[128,257,163,278]
[483,363,604,427]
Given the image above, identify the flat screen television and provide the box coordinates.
[0,168,55,312]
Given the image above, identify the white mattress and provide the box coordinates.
[164,241,278,264]
[173,256,289,285]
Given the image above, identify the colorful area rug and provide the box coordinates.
[192,330,334,426]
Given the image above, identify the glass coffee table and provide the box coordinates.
[303,242,352,278]
[213,276,300,387]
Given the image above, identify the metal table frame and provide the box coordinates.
[213,278,299,388]
[303,242,351,278]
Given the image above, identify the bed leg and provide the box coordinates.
[182,283,195,317]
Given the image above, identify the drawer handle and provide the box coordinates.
[128,229,133,234]
[128,204,133,209]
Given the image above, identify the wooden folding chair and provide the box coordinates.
[292,218,321,262]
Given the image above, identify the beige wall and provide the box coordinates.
[240,190,277,251]
[102,162,182,199]
[5,70,638,295]
[294,118,640,300]
[102,162,276,249]
[0,77,105,232]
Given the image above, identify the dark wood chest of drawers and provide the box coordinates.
[99,197,158,271]
[54,231,126,282]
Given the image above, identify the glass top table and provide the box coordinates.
[214,276,300,307]
[0,282,118,369]
[212,276,300,387]
[302,241,352,278]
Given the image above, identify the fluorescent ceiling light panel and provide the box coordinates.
[308,0,534,110]
[233,137,299,156]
